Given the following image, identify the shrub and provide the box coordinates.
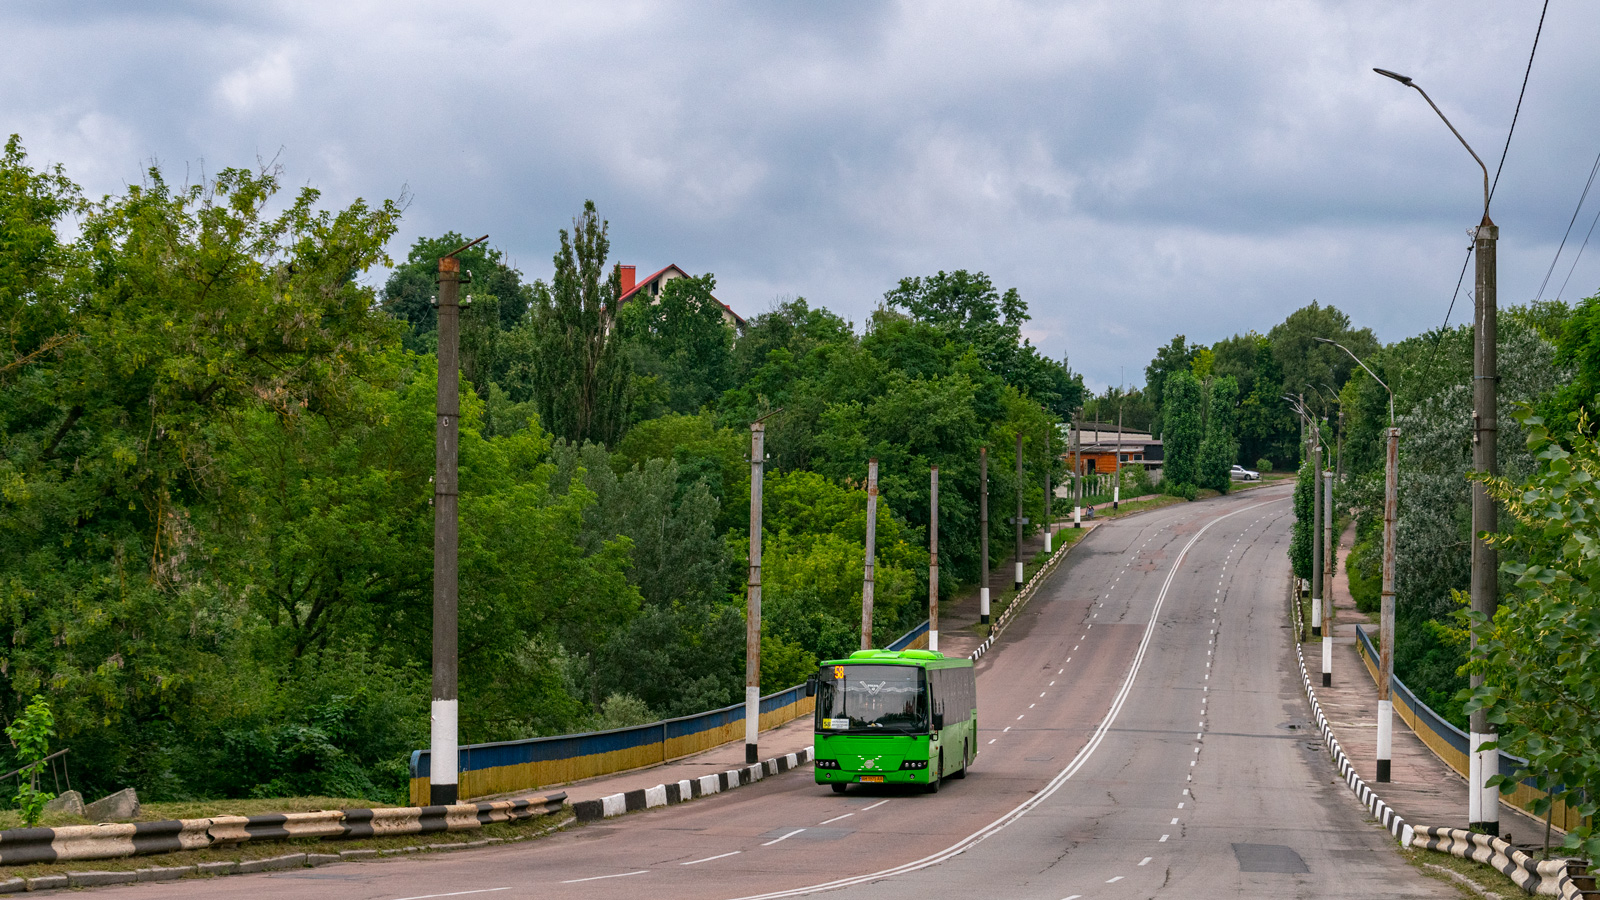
[1256,458,1273,473]
[1155,479,1197,501]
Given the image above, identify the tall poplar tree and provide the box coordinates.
[530,201,631,445]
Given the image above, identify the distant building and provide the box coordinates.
[617,264,746,331]
[1063,422,1163,475]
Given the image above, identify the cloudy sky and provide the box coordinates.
[5,1,1598,390]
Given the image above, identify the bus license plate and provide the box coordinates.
[860,775,884,783]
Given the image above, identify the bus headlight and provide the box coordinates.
[898,760,928,770]
[815,759,840,769]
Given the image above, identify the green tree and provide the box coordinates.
[1145,335,1199,435]
[1471,412,1600,860]
[618,272,736,417]
[528,201,631,446]
[380,233,536,356]
[1290,460,1314,581]
[1267,301,1378,405]
[1198,375,1239,491]
[1161,370,1203,489]
[5,695,56,826]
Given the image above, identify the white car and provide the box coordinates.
[1230,464,1260,481]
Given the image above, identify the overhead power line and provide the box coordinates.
[1555,198,1600,302]
[1535,149,1600,301]
[1439,0,1548,332]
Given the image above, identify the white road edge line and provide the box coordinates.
[560,871,648,884]
[682,851,743,865]
[727,498,1275,900]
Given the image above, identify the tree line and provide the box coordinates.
[0,140,1081,806]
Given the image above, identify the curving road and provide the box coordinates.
[108,486,1449,899]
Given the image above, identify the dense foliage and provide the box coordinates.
[0,139,1080,806]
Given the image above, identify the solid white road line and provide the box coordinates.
[560,871,648,884]
[390,883,508,890]
[862,799,892,811]
[683,851,743,865]
[763,829,806,846]
[727,498,1274,900]
[819,813,853,826]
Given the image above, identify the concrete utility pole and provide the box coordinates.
[1314,337,1398,781]
[1323,463,1334,687]
[1072,415,1083,529]
[980,447,991,625]
[1469,212,1500,834]
[1043,452,1052,553]
[929,466,939,652]
[1375,65,1498,833]
[745,417,766,765]
[431,235,485,806]
[1114,381,1124,510]
[1014,432,1025,590]
[1380,425,1399,780]
[861,458,879,650]
[1310,426,1323,642]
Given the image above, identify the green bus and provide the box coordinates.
[807,649,977,793]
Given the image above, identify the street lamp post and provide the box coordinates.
[1376,66,1499,833]
[1316,337,1399,782]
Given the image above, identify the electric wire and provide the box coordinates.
[1535,149,1600,301]
[1555,200,1600,302]
[1430,0,1548,382]
[1486,0,1548,208]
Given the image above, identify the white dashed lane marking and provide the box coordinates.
[682,851,742,866]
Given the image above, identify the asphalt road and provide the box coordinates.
[103,485,1450,900]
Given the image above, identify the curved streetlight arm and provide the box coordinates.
[1374,68,1490,218]
[1315,337,1395,427]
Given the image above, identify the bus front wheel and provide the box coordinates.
[831,783,847,794]
[951,742,968,779]
[925,752,942,794]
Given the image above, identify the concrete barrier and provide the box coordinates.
[0,793,564,866]
[571,748,813,822]
[1411,826,1582,897]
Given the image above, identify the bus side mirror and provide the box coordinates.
[932,713,945,730]
[805,675,818,697]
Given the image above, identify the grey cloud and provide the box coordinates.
[4,0,1598,391]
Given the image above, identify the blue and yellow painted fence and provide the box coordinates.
[410,684,815,805]
[1354,627,1587,833]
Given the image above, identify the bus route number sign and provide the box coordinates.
[834,665,844,679]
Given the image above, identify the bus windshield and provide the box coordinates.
[817,665,927,733]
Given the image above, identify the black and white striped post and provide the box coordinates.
[431,235,487,806]
[980,447,990,625]
[861,458,878,650]
[929,465,939,652]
